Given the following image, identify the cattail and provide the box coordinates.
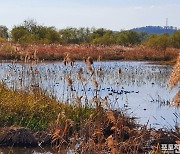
[169,55,180,89]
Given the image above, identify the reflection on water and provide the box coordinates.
[0,61,179,130]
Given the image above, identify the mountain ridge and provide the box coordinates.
[131,26,178,34]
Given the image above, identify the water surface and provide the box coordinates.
[0,61,179,129]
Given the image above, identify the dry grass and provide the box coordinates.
[169,54,180,107]
[169,54,180,89]
[0,43,179,61]
[0,47,179,153]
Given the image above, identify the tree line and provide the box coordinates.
[0,19,180,50]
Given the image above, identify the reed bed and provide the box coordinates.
[169,54,180,107]
[0,51,179,153]
[0,43,179,61]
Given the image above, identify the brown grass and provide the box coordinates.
[0,47,179,153]
[169,54,180,89]
[169,54,180,107]
[0,43,179,61]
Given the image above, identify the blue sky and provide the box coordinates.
[0,0,180,30]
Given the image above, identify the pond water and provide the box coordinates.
[0,61,179,130]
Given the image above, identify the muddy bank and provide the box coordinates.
[0,122,179,153]
[0,127,51,147]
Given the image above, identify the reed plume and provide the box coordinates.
[169,54,180,89]
[169,54,180,108]
[77,68,85,82]
[170,90,180,107]
[65,76,73,91]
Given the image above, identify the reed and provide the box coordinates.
[0,43,179,61]
[169,54,180,107]
[0,50,179,153]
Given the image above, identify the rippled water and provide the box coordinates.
[0,61,179,130]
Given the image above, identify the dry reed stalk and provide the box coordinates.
[77,68,86,82]
[106,110,116,123]
[169,54,180,108]
[169,54,180,89]
[78,67,83,75]
[56,113,61,125]
[76,94,83,107]
[63,53,75,66]
[106,135,117,154]
[97,55,102,62]
[93,78,98,90]
[86,56,93,65]
[170,90,180,107]
[65,76,73,91]
[103,96,110,109]
[86,64,93,72]
[63,57,67,66]
[33,50,37,60]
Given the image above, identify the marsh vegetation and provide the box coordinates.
[0,54,179,153]
[0,19,179,153]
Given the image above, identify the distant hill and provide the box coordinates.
[132,26,178,34]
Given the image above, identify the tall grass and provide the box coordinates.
[0,51,179,153]
[0,43,179,61]
[169,54,180,107]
